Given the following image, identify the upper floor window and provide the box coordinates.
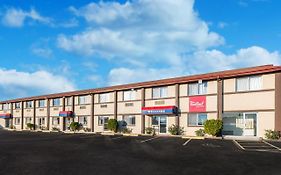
[66,97,72,106]
[38,100,45,107]
[3,103,9,110]
[152,87,168,99]
[99,93,110,103]
[123,90,136,101]
[15,102,21,109]
[53,98,60,106]
[236,76,261,92]
[188,81,207,96]
[26,101,33,108]
[0,104,2,110]
[78,96,87,105]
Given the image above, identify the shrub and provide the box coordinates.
[10,125,16,129]
[70,122,82,132]
[39,126,47,130]
[195,129,205,137]
[108,119,118,133]
[168,124,184,135]
[26,123,35,130]
[122,127,132,134]
[83,127,91,132]
[52,127,60,131]
[265,130,280,140]
[145,127,155,135]
[204,119,223,136]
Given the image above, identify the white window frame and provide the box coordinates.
[14,118,21,125]
[52,117,60,125]
[99,93,110,103]
[152,87,168,99]
[78,96,87,105]
[78,116,88,125]
[53,98,61,106]
[123,90,136,101]
[26,101,33,108]
[123,115,136,126]
[66,97,72,106]
[188,113,207,126]
[15,102,21,109]
[38,100,45,108]
[236,76,262,92]
[25,117,32,124]
[188,81,208,96]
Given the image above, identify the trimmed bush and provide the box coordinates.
[265,129,280,140]
[145,127,155,135]
[108,119,118,133]
[70,122,82,132]
[168,124,184,135]
[204,119,223,136]
[52,127,60,131]
[195,129,205,137]
[26,123,35,130]
[122,128,132,134]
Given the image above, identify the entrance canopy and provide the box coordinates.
[0,113,12,119]
[142,106,178,115]
[59,111,73,117]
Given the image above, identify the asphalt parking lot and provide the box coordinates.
[1,130,281,175]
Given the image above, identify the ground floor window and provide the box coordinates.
[52,117,60,125]
[14,118,21,125]
[123,115,135,126]
[98,116,108,126]
[188,113,207,126]
[78,116,88,125]
[152,116,159,126]
[25,117,32,124]
[38,117,45,125]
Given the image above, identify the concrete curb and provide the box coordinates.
[182,136,205,140]
[123,133,139,137]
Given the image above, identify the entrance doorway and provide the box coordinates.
[152,116,167,134]
[223,112,257,136]
[5,119,11,128]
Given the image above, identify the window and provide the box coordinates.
[152,87,168,99]
[26,101,33,108]
[53,98,60,106]
[3,103,9,110]
[39,100,45,107]
[15,102,21,109]
[99,93,110,103]
[14,118,20,125]
[39,117,45,125]
[66,97,72,106]
[236,76,261,92]
[98,116,104,125]
[188,113,207,126]
[78,96,87,105]
[78,116,88,125]
[25,117,32,124]
[188,81,207,96]
[0,104,2,110]
[152,116,159,125]
[123,90,136,101]
[123,115,136,126]
[52,117,60,125]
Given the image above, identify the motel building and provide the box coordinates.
[0,64,281,138]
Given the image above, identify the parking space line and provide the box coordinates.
[263,140,281,151]
[182,138,191,146]
[233,140,245,150]
[140,136,159,143]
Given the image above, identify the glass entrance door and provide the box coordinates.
[5,119,10,128]
[103,117,109,131]
[222,113,257,136]
[159,116,167,134]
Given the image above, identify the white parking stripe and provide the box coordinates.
[182,138,191,146]
[140,137,159,143]
[233,140,245,150]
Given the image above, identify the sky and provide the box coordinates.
[0,0,281,101]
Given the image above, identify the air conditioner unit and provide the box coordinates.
[198,80,202,84]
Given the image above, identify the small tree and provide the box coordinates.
[168,124,184,135]
[108,119,118,133]
[265,130,280,140]
[195,129,205,137]
[145,127,155,135]
[204,119,223,136]
[70,122,81,132]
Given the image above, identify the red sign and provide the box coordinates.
[189,96,206,112]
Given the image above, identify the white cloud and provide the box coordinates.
[0,68,75,100]
[31,47,53,58]
[108,46,281,85]
[2,7,51,27]
[58,0,224,66]
[217,22,228,29]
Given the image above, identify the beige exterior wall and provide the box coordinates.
[94,103,114,115]
[180,113,217,136]
[0,118,5,128]
[257,111,275,137]
[179,95,217,113]
[117,101,142,114]
[117,115,142,134]
[145,98,176,107]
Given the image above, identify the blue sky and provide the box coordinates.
[0,0,281,100]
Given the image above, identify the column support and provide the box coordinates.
[175,84,180,127]
[33,100,36,130]
[114,91,117,120]
[217,79,223,120]
[141,88,145,134]
[10,103,14,128]
[46,99,50,130]
[21,101,24,130]
[90,94,95,132]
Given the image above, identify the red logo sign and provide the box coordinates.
[189,96,206,112]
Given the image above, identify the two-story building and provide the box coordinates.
[0,65,280,138]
